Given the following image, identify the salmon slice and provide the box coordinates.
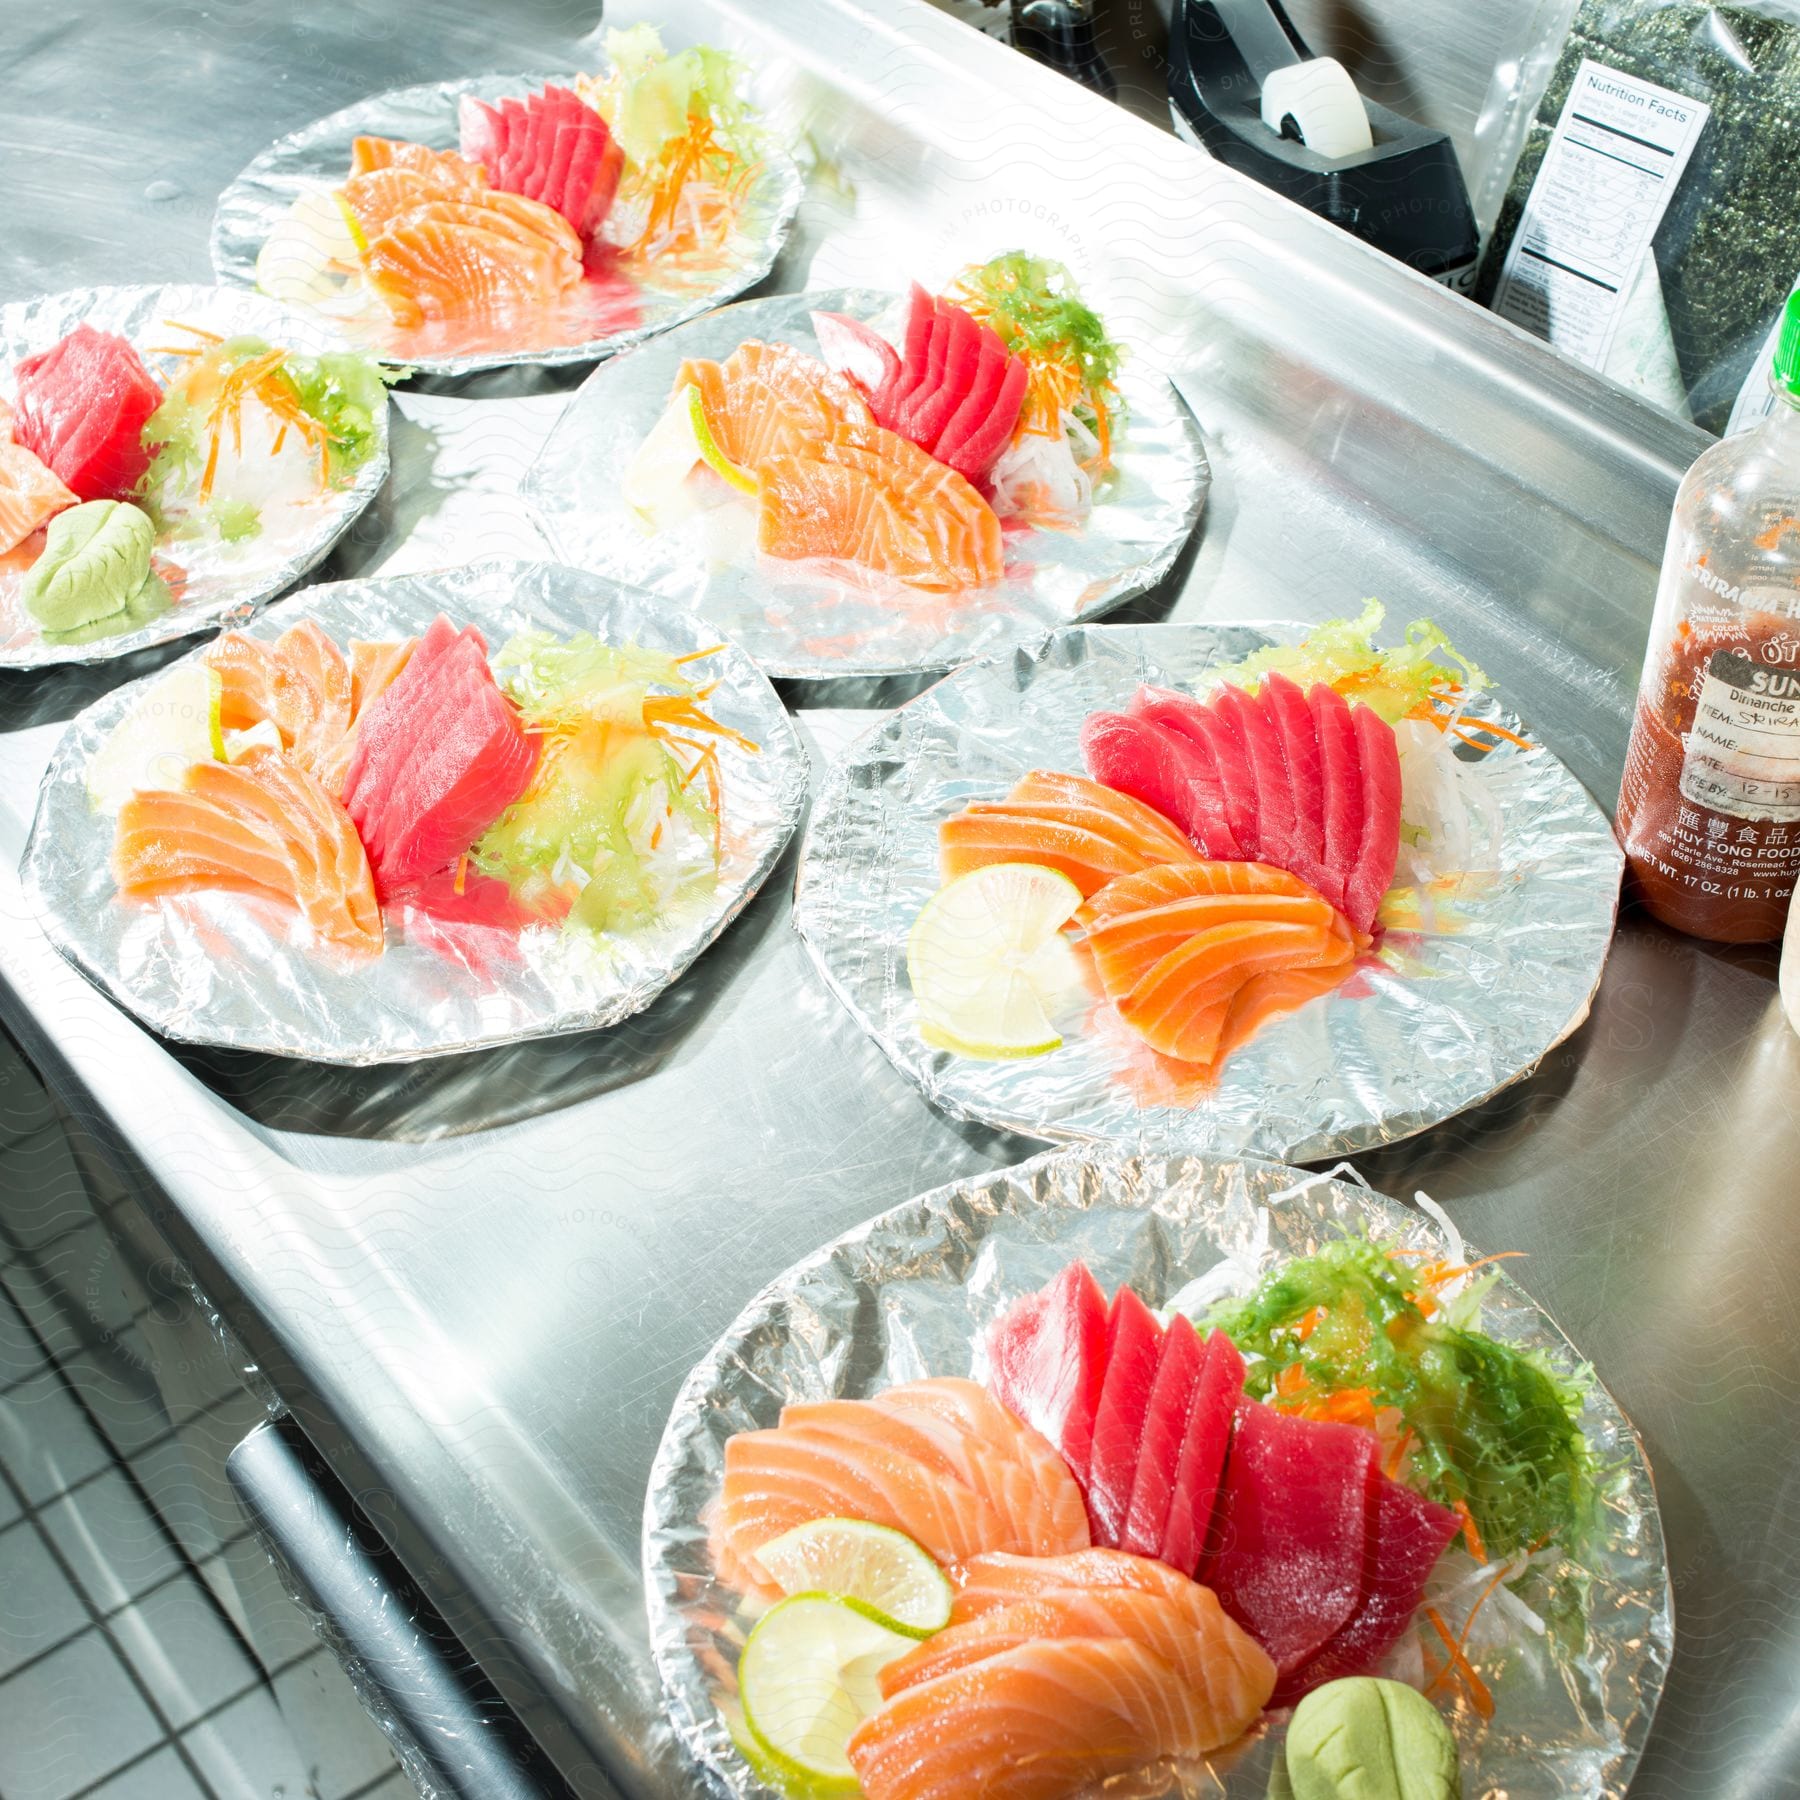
[848,1633,1261,1800]
[206,624,353,781]
[882,1580,1275,1722]
[1085,891,1337,1001]
[716,1378,1089,1592]
[113,747,383,957]
[678,341,872,470]
[0,407,76,554]
[951,1547,1211,1619]
[1119,919,1348,1062]
[1077,860,1312,930]
[348,137,487,185]
[361,194,582,327]
[349,639,417,719]
[871,1380,1091,1558]
[1007,771,1196,862]
[757,421,1004,592]
[1215,961,1356,1062]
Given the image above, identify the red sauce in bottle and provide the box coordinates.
[1617,607,1800,941]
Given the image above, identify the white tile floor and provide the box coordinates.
[0,1024,409,1800]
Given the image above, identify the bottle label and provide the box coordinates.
[1491,59,1710,373]
[1678,649,1800,821]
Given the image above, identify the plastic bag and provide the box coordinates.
[1473,0,1800,432]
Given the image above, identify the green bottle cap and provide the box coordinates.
[1775,290,1800,397]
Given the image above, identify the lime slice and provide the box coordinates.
[255,189,361,305]
[754,1519,952,1638]
[623,383,756,531]
[907,862,1084,1059]
[86,663,224,814]
[740,1594,916,1794]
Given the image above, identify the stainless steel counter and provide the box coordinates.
[3,2,1798,1796]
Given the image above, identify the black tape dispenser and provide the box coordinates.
[1168,0,1479,291]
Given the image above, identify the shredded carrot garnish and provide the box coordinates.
[452,852,468,897]
[673,643,727,665]
[1452,1497,1487,1564]
[1423,1606,1494,1719]
[1275,1364,1308,1399]
[1295,1306,1325,1343]
[1383,1427,1414,1480]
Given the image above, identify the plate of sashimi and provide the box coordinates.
[211,26,801,375]
[522,254,1209,677]
[793,609,1625,1162]
[21,558,808,1062]
[0,283,390,667]
[643,1149,1670,1800]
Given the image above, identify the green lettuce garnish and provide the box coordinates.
[472,633,727,936]
[1207,599,1490,725]
[594,24,760,168]
[1201,1234,1597,1557]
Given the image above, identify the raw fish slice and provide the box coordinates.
[847,1635,1241,1800]
[811,309,901,398]
[945,804,1186,898]
[679,341,872,470]
[903,302,981,449]
[269,621,353,777]
[1119,919,1345,1057]
[1081,711,1242,860]
[882,1582,1274,1720]
[1077,860,1311,929]
[461,83,622,235]
[362,195,582,326]
[757,422,1003,592]
[946,352,1029,489]
[348,137,486,184]
[113,747,383,957]
[1204,1402,1380,1676]
[721,1430,1009,1575]
[932,323,1013,479]
[1004,770,1197,862]
[1344,703,1402,934]
[1271,1474,1460,1706]
[950,1548,1206,1618]
[347,638,417,720]
[339,615,461,801]
[12,325,163,503]
[1085,1287,1164,1546]
[1310,681,1362,914]
[207,632,281,734]
[876,285,939,423]
[1213,684,1292,870]
[1084,890,1337,1001]
[1160,1328,1244,1579]
[1181,703,1260,858]
[338,167,455,240]
[889,302,950,441]
[1119,1317,1202,1559]
[871,1380,1091,1556]
[986,1261,1109,1484]
[1126,688,1246,858]
[0,414,76,554]
[1262,671,1329,891]
[1214,960,1356,1064]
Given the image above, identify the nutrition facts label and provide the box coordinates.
[1492,59,1710,371]
[1680,648,1800,822]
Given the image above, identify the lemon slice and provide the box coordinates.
[906,862,1084,1059]
[740,1594,916,1795]
[754,1519,952,1639]
[85,663,224,814]
[623,383,756,531]
[255,189,362,305]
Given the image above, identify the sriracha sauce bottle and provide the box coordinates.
[1617,293,1800,943]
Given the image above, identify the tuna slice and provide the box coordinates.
[1126,687,1244,858]
[1160,1327,1243,1578]
[1081,710,1241,860]
[458,83,623,238]
[1214,684,1294,873]
[340,614,538,902]
[1118,1315,1202,1559]
[1085,1288,1164,1545]
[1310,680,1362,916]
[1262,671,1328,893]
[847,283,1029,485]
[12,325,163,503]
[1204,1401,1379,1676]
[1344,702,1402,935]
[986,1260,1110,1485]
[1272,1474,1460,1707]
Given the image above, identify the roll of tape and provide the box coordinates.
[1260,58,1373,160]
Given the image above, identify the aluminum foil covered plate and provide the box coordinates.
[643,1148,1671,1799]
[0,284,389,669]
[210,73,803,377]
[21,558,808,1064]
[794,623,1624,1160]
[522,290,1210,679]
